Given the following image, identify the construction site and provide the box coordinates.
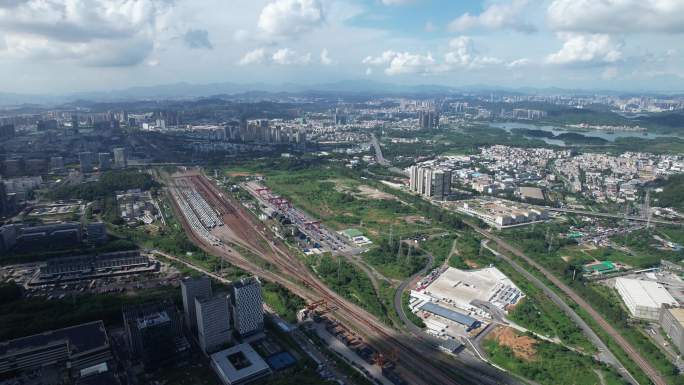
[165,169,519,385]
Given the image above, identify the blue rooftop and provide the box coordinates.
[420,302,480,330]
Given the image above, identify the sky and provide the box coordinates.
[0,0,683,94]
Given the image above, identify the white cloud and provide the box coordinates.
[548,0,684,34]
[272,48,311,65]
[507,58,531,68]
[380,0,415,5]
[365,67,373,76]
[363,50,437,75]
[449,0,536,33]
[258,0,324,38]
[320,48,332,65]
[546,33,622,65]
[444,36,502,68]
[239,48,267,65]
[363,37,503,75]
[0,0,174,66]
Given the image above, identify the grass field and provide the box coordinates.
[484,328,626,385]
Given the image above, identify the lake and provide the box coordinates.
[491,122,677,146]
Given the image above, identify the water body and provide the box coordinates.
[491,122,676,146]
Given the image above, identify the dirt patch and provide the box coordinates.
[464,259,480,269]
[488,326,537,361]
[403,215,426,224]
[560,255,572,262]
[356,185,397,200]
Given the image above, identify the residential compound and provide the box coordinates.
[411,145,684,206]
[408,165,452,201]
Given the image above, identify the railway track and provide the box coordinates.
[169,174,513,385]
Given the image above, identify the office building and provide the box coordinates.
[615,278,678,320]
[122,301,188,369]
[181,276,213,332]
[71,114,79,129]
[113,148,127,169]
[0,321,112,378]
[210,343,271,385]
[196,295,232,353]
[660,306,684,356]
[230,277,264,337]
[79,152,94,173]
[98,153,111,171]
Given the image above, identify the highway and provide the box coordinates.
[469,222,665,385]
[370,133,390,166]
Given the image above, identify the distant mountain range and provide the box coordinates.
[1,80,682,107]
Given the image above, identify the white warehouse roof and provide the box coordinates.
[615,277,678,310]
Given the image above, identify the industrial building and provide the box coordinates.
[0,222,89,252]
[410,266,524,337]
[455,198,548,229]
[231,277,264,338]
[660,306,684,356]
[0,321,112,379]
[33,250,156,285]
[122,301,189,369]
[419,302,481,331]
[196,295,233,353]
[615,278,678,320]
[181,276,213,333]
[210,343,271,385]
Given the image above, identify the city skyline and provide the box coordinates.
[1,0,683,94]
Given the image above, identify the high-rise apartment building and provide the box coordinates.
[433,170,452,201]
[113,148,127,169]
[181,276,213,332]
[98,153,111,171]
[230,277,264,337]
[78,152,94,173]
[50,157,64,172]
[195,295,232,353]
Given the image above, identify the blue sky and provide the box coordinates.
[0,0,683,93]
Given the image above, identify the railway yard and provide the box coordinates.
[166,170,523,385]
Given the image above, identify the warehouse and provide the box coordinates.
[417,266,524,316]
[615,278,678,320]
[660,306,684,356]
[419,302,481,331]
